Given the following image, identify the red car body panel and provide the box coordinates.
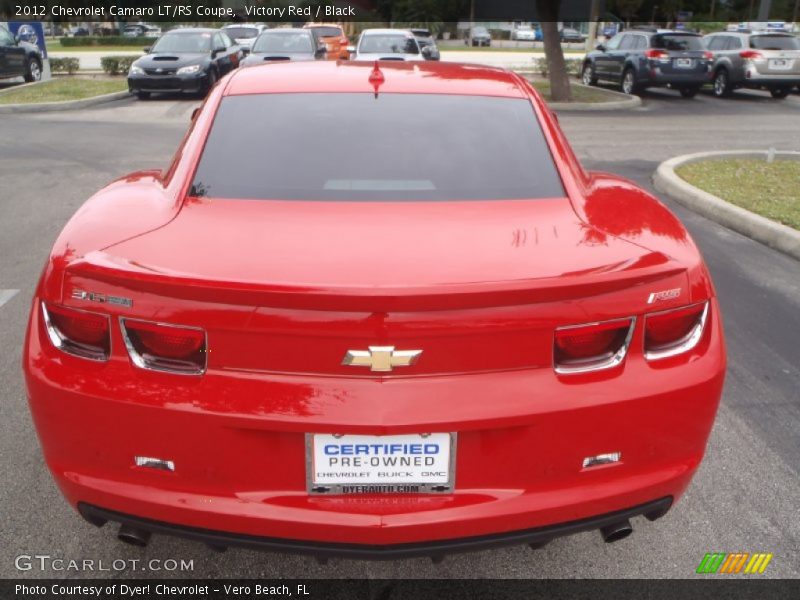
[24,61,726,554]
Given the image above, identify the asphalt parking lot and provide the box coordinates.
[1,87,798,579]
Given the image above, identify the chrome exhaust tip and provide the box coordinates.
[117,524,151,547]
[599,519,633,543]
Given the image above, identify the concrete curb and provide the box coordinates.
[516,74,641,111]
[653,150,800,261]
[0,90,130,113]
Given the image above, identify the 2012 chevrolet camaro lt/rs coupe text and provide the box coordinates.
[24,61,726,559]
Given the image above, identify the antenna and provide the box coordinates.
[369,60,384,98]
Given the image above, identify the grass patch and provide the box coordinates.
[676,159,800,230]
[527,79,619,103]
[0,78,128,105]
[47,40,144,53]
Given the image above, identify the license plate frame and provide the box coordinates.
[306,432,457,495]
[675,58,694,69]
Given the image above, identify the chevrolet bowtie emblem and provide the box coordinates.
[342,346,422,372]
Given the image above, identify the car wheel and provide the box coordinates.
[713,69,731,97]
[581,63,597,86]
[769,87,790,99]
[136,91,151,100]
[621,68,639,95]
[679,86,699,98]
[24,57,42,82]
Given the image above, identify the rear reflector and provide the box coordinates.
[121,318,206,375]
[554,317,635,374]
[644,302,708,360]
[42,302,110,361]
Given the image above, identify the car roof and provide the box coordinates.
[223,23,263,29]
[164,28,217,34]
[225,61,528,99]
[361,28,414,36]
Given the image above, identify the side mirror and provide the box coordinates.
[421,46,433,59]
[242,47,250,56]
[595,43,606,52]
[142,46,151,53]
[315,45,327,58]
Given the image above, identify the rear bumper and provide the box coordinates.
[646,70,711,87]
[741,73,800,87]
[79,497,672,559]
[25,296,725,550]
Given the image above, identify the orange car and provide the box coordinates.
[304,23,350,60]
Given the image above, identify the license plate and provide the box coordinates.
[307,433,455,494]
[675,58,694,68]
[769,59,792,70]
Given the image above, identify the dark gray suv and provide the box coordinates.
[582,28,712,97]
[703,32,800,99]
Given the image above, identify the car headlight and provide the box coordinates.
[129,65,144,75]
[177,64,202,75]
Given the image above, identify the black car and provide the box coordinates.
[0,25,43,82]
[582,28,712,97]
[411,28,441,60]
[127,28,242,99]
[241,29,325,66]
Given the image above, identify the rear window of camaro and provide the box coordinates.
[190,93,565,201]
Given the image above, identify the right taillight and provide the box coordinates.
[644,302,709,361]
[554,317,635,374]
[42,302,110,361]
[121,318,206,375]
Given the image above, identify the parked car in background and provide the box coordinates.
[703,31,800,99]
[0,24,43,82]
[410,28,440,60]
[351,29,425,61]
[242,29,325,66]
[122,23,162,38]
[467,26,492,47]
[582,29,712,97]
[304,23,350,60]
[66,26,90,37]
[221,23,268,55]
[560,28,585,43]
[128,28,241,100]
[511,25,538,41]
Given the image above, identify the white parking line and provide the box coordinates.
[0,289,20,308]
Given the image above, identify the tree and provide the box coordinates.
[536,0,572,102]
[612,0,645,25]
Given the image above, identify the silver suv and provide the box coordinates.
[704,31,800,98]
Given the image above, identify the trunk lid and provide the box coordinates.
[64,198,689,376]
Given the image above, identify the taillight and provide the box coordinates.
[644,302,708,360]
[121,318,206,375]
[645,49,669,60]
[740,50,763,60]
[703,51,714,60]
[42,302,110,361]
[554,317,635,374]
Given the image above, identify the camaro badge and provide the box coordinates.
[342,346,422,372]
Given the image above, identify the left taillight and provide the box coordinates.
[121,318,206,375]
[42,302,111,361]
[554,317,635,374]
[644,302,709,360]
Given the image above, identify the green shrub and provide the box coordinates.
[101,56,137,76]
[59,36,152,47]
[49,57,80,75]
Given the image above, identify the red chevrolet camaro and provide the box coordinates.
[24,61,726,560]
